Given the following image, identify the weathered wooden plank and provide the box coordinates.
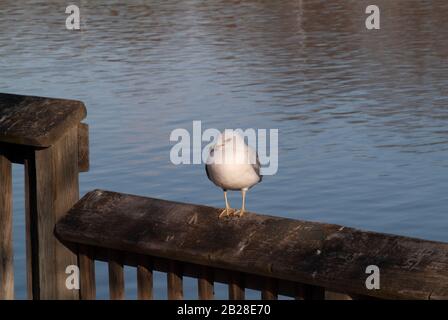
[78,245,96,300]
[137,256,153,300]
[0,155,14,300]
[261,278,277,300]
[198,266,214,300]
[167,262,183,300]
[25,127,80,299]
[228,272,245,300]
[0,93,87,147]
[55,190,448,300]
[108,251,125,300]
[77,123,89,172]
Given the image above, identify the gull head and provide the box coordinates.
[207,130,255,166]
[213,130,245,150]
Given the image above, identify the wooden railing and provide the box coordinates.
[54,190,448,300]
[72,245,328,300]
[2,93,448,300]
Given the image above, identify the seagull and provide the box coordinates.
[205,130,262,218]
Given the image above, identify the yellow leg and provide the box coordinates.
[219,190,234,218]
[235,189,247,217]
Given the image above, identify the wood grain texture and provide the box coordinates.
[77,123,89,172]
[198,266,214,300]
[78,245,96,300]
[25,127,80,299]
[137,256,153,300]
[108,251,125,300]
[167,262,183,300]
[0,93,86,147]
[55,190,448,300]
[0,155,13,299]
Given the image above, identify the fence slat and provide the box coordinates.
[137,256,153,300]
[108,252,125,300]
[0,155,13,300]
[261,277,277,300]
[229,273,245,300]
[78,245,96,300]
[198,266,214,300]
[167,262,183,300]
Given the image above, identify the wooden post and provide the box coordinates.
[77,123,89,172]
[0,155,14,300]
[25,127,80,299]
[0,93,88,300]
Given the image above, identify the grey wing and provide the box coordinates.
[252,153,263,182]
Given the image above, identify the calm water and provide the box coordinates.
[1,0,447,299]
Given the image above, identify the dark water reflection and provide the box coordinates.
[1,0,447,299]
